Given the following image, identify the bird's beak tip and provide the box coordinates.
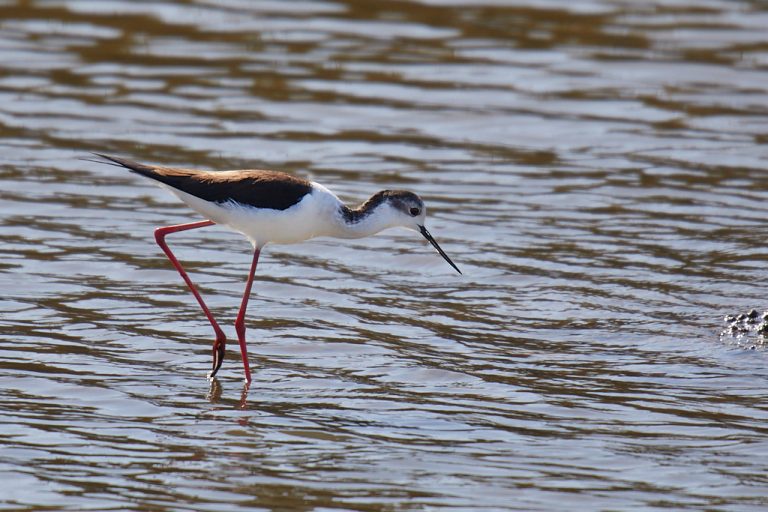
[418,225,462,275]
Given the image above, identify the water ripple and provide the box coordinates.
[1,0,768,510]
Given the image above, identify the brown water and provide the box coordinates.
[2,1,768,510]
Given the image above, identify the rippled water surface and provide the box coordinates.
[2,1,768,510]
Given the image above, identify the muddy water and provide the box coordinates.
[2,1,768,510]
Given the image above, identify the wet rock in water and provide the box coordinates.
[732,324,748,335]
[721,308,768,349]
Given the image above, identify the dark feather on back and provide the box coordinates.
[92,154,313,210]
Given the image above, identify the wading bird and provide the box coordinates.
[91,154,461,382]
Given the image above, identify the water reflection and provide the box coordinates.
[1,0,768,510]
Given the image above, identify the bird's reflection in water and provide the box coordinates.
[206,377,252,412]
[206,377,223,403]
[238,381,251,410]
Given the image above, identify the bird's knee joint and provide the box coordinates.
[154,228,166,244]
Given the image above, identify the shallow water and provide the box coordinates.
[2,0,768,510]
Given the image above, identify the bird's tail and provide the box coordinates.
[82,153,163,181]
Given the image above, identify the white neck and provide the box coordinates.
[334,205,403,239]
[307,183,410,241]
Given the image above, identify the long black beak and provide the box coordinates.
[419,225,462,274]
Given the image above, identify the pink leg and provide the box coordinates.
[234,247,261,383]
[154,220,227,378]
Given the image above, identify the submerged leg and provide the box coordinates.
[234,247,261,383]
[154,220,227,377]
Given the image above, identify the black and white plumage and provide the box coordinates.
[94,154,460,271]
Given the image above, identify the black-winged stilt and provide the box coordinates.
[91,153,461,382]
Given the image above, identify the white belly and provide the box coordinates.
[165,185,342,247]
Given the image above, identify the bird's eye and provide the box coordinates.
[409,207,420,216]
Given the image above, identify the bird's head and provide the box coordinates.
[377,190,462,274]
[382,190,427,230]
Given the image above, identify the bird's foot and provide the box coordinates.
[207,337,226,380]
